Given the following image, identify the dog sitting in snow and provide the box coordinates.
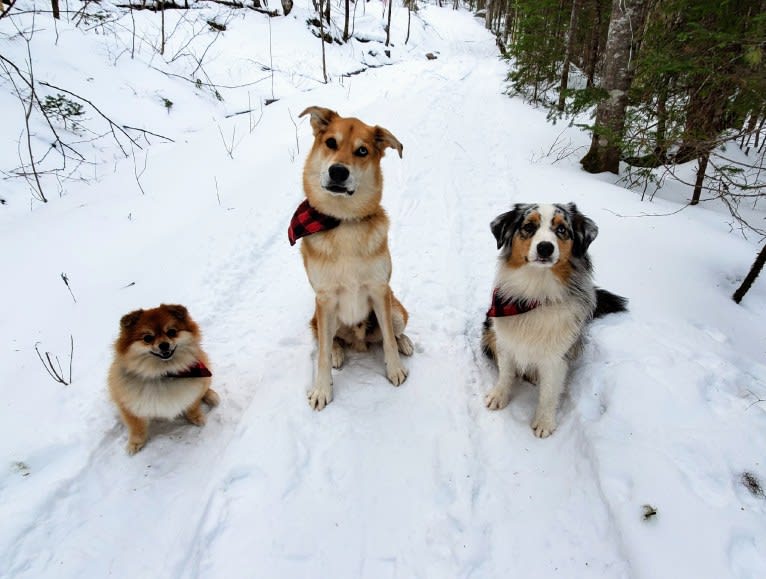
[108,304,219,454]
[481,203,627,437]
[290,106,413,411]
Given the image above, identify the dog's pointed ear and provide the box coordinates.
[374,126,403,158]
[163,304,189,322]
[120,309,143,329]
[299,106,338,136]
[568,203,598,257]
[490,205,525,251]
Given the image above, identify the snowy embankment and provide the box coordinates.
[1,3,766,578]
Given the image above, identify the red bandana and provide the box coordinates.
[166,361,212,379]
[487,288,540,317]
[288,199,341,246]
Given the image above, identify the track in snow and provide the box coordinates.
[4,6,766,579]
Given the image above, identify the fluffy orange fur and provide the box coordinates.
[108,304,219,454]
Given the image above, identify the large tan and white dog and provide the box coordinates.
[291,106,413,410]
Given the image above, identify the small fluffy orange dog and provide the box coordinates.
[108,304,219,454]
[290,106,413,410]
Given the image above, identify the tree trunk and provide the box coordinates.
[625,75,671,168]
[160,0,165,56]
[319,0,327,82]
[733,243,766,304]
[585,0,603,88]
[485,0,493,29]
[385,0,392,47]
[690,152,709,205]
[558,0,582,111]
[655,78,669,159]
[504,8,513,44]
[51,0,60,19]
[675,76,732,165]
[281,0,293,16]
[580,0,649,174]
[406,4,411,45]
[343,0,350,41]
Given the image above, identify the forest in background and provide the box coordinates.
[468,0,766,300]
[2,0,765,299]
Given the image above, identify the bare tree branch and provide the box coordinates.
[38,81,142,155]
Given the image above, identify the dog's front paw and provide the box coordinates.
[485,385,511,410]
[387,363,408,386]
[396,334,414,356]
[185,407,207,426]
[332,342,345,369]
[203,388,220,407]
[308,385,333,410]
[126,439,146,455]
[531,414,557,438]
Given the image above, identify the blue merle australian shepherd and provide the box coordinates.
[481,203,627,438]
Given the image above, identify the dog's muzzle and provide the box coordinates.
[151,343,176,360]
[325,164,354,195]
[530,241,556,265]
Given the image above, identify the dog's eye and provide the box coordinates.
[143,335,154,344]
[354,146,368,157]
[522,223,537,235]
[556,225,568,237]
[166,329,177,338]
[325,137,338,150]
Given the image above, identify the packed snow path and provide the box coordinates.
[2,6,766,579]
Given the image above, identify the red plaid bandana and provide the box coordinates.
[487,288,540,317]
[165,361,212,379]
[288,199,341,246]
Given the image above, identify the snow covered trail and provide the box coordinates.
[169,17,638,579]
[2,5,766,579]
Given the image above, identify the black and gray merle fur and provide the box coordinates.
[481,202,627,438]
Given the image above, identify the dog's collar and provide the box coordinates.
[487,288,540,317]
[288,199,341,246]
[165,361,212,379]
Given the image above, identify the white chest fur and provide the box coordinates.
[492,303,582,369]
[119,375,208,419]
[303,222,392,326]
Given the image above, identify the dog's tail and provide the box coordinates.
[594,288,628,318]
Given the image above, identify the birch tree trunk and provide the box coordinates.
[580,0,649,174]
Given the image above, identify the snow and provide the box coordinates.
[2,2,766,578]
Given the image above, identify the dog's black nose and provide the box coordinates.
[537,241,554,259]
[159,342,170,352]
[328,164,350,182]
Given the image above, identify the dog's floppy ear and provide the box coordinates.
[299,106,338,136]
[568,203,598,257]
[163,304,189,322]
[490,204,525,251]
[374,126,403,158]
[120,309,143,329]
